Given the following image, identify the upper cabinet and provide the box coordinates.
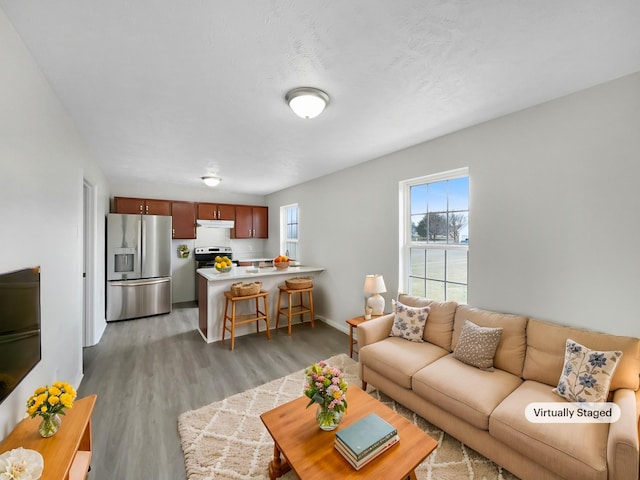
[233,205,268,239]
[171,201,196,239]
[197,203,235,221]
[113,197,267,238]
[114,197,171,216]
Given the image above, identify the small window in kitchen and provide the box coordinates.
[280,204,299,260]
[400,168,469,303]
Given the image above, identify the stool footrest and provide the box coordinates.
[225,312,268,325]
[276,285,315,336]
[278,306,311,315]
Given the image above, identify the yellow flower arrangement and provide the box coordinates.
[26,381,76,418]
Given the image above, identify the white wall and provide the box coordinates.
[0,9,109,436]
[267,71,640,338]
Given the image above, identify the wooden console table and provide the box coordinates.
[0,394,97,480]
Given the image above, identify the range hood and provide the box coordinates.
[196,219,235,228]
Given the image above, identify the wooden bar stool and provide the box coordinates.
[222,290,270,350]
[276,284,314,335]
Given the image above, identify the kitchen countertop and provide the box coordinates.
[197,265,324,282]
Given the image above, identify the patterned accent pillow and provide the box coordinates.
[553,338,623,403]
[453,320,503,370]
[389,302,430,342]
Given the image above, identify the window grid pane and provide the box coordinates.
[282,205,299,259]
[409,277,426,297]
[405,172,468,303]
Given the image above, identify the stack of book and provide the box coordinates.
[334,413,399,470]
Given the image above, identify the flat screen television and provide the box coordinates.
[0,266,41,405]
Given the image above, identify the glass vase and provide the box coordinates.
[315,404,343,431]
[38,413,62,437]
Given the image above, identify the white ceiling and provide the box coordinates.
[2,1,639,195]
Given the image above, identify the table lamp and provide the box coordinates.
[364,274,387,315]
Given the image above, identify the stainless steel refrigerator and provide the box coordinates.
[106,213,172,321]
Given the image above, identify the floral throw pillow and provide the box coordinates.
[553,338,623,403]
[389,302,430,342]
[453,320,503,370]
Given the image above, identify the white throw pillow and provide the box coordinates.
[389,302,430,342]
[553,338,623,403]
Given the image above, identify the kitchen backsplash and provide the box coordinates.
[194,226,230,247]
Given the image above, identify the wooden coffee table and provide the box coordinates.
[260,386,437,479]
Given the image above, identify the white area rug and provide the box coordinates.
[178,353,519,480]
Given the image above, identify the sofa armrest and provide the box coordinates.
[607,388,639,480]
[357,313,394,348]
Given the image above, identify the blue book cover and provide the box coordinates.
[335,413,397,460]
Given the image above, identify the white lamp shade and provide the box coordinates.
[364,274,386,315]
[363,274,386,294]
[286,87,329,119]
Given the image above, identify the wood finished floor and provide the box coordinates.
[77,302,350,480]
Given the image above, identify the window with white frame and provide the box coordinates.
[401,168,469,303]
[280,204,299,260]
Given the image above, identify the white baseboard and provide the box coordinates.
[316,315,350,335]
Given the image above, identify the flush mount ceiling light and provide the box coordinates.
[285,87,329,119]
[202,176,221,187]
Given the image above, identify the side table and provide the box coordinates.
[345,314,384,358]
[0,394,97,480]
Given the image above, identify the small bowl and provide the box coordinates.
[274,261,290,270]
[215,265,232,273]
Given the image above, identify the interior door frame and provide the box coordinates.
[83,179,95,347]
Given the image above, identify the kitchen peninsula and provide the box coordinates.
[197,265,325,343]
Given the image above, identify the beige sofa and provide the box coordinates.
[357,294,640,480]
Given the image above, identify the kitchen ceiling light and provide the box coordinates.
[285,87,329,119]
[202,176,221,187]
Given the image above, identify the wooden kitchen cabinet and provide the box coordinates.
[233,205,268,238]
[114,197,171,216]
[197,203,235,221]
[171,201,196,239]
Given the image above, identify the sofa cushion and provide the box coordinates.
[359,337,449,389]
[523,319,640,392]
[453,320,503,370]
[553,338,623,403]
[452,305,528,377]
[412,354,522,430]
[389,302,430,342]
[490,380,609,480]
[397,294,457,350]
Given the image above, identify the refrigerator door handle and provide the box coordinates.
[109,278,170,287]
[139,217,144,272]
